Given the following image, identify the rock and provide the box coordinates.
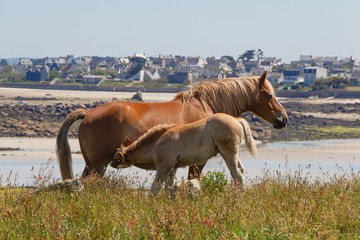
[131,91,143,101]
[172,179,201,199]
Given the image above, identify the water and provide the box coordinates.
[1,139,360,187]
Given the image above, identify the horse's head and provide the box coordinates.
[250,71,288,129]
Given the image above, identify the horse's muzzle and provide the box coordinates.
[273,113,288,129]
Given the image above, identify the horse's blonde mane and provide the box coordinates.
[124,124,175,154]
[175,76,274,117]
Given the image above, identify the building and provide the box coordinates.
[303,67,327,85]
[283,70,304,84]
[350,69,360,86]
[300,55,313,64]
[26,66,49,81]
[130,69,160,82]
[19,58,33,68]
[82,75,105,84]
[243,60,260,72]
[267,73,283,84]
[352,56,360,67]
[168,69,192,84]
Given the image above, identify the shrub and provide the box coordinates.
[201,171,228,192]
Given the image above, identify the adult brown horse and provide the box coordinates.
[56,71,287,180]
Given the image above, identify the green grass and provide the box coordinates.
[99,80,131,87]
[316,126,360,134]
[294,126,360,140]
[344,86,360,91]
[1,169,360,239]
[131,81,188,89]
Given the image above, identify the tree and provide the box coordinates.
[256,49,264,61]
[129,64,143,76]
[49,70,61,80]
[239,50,255,61]
[331,77,350,89]
[310,77,351,91]
[221,55,234,61]
[239,49,264,61]
[272,64,287,73]
[129,57,146,65]
[90,69,117,78]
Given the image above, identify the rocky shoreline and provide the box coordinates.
[0,97,360,142]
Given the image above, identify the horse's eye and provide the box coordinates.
[267,94,273,100]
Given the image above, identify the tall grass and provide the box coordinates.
[1,169,360,239]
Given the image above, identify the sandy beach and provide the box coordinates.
[0,87,177,104]
[0,137,359,164]
[1,137,359,186]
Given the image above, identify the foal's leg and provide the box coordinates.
[222,153,245,189]
[165,168,177,189]
[151,165,173,196]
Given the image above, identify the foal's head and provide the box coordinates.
[110,138,132,168]
[250,71,288,129]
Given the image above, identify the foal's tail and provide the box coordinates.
[237,118,257,156]
[56,109,87,180]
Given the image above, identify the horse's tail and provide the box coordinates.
[56,109,87,180]
[237,118,257,156]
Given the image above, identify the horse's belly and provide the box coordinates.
[176,147,218,168]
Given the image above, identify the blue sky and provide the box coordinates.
[1,0,359,62]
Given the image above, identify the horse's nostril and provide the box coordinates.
[274,114,288,129]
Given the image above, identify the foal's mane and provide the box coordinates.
[124,124,175,154]
[175,76,274,117]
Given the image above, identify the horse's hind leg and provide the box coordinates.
[188,163,206,180]
[80,145,108,178]
[80,144,91,178]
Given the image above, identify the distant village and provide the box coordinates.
[1,52,360,87]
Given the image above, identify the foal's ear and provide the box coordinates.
[259,71,268,87]
[118,151,126,159]
[122,137,132,147]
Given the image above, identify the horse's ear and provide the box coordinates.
[122,137,132,147]
[259,71,268,87]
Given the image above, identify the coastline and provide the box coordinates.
[0,137,359,163]
[0,87,177,104]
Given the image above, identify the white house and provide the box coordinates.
[303,67,327,85]
[300,55,313,64]
[352,56,360,67]
[19,58,33,68]
[130,70,160,82]
[283,70,304,84]
[267,73,283,84]
[83,75,105,84]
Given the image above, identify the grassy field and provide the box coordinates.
[1,170,360,239]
